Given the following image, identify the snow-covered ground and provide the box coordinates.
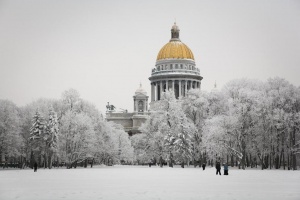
[1,165,300,200]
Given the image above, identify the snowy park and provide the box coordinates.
[1,2,300,200]
[1,165,300,200]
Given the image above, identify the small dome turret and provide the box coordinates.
[135,83,147,95]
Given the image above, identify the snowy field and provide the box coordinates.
[1,165,300,200]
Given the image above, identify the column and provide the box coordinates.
[184,80,187,96]
[166,80,168,91]
[133,99,136,112]
[179,80,182,97]
[151,83,155,102]
[172,80,175,91]
[135,99,138,112]
[156,81,159,101]
[160,81,163,99]
[143,100,146,113]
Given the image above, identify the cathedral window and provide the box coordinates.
[138,101,144,112]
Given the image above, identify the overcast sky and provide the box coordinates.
[0,0,299,114]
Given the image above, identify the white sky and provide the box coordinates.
[0,0,299,114]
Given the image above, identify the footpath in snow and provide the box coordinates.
[0,165,300,200]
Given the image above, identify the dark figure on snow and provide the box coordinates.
[181,161,184,168]
[224,163,229,175]
[159,156,163,168]
[202,163,206,170]
[148,159,152,167]
[216,162,221,175]
[34,162,38,172]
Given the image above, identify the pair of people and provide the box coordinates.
[216,162,229,175]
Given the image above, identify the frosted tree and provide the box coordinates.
[140,91,195,167]
[139,105,167,166]
[182,89,209,166]
[0,100,22,166]
[29,110,45,141]
[130,133,150,164]
[61,88,81,112]
[59,110,95,168]
[44,107,59,168]
[263,77,300,170]
[29,110,46,167]
[109,123,134,164]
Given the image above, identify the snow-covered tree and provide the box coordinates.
[61,88,81,112]
[131,133,150,164]
[28,110,46,167]
[29,110,45,141]
[44,107,59,168]
[140,91,195,167]
[59,110,95,168]
[0,100,22,164]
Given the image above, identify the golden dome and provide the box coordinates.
[156,23,194,61]
[156,41,194,61]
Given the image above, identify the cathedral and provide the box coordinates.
[106,23,203,135]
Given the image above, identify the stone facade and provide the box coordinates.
[106,84,149,136]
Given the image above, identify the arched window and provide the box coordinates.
[138,101,144,112]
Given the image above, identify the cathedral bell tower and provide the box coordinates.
[133,83,148,114]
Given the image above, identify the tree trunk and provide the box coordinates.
[283,151,285,170]
[292,126,297,170]
[287,153,290,170]
[84,159,87,168]
[269,153,272,169]
[169,152,173,168]
[91,158,94,168]
[48,152,53,169]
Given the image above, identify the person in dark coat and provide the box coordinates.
[216,162,221,175]
[34,162,38,172]
[202,163,206,170]
[181,161,184,168]
[224,163,229,175]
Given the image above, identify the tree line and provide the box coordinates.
[1,78,299,170]
[0,89,134,169]
[132,77,300,170]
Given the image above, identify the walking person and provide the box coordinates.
[202,163,206,170]
[216,161,221,175]
[34,162,38,172]
[224,163,229,175]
